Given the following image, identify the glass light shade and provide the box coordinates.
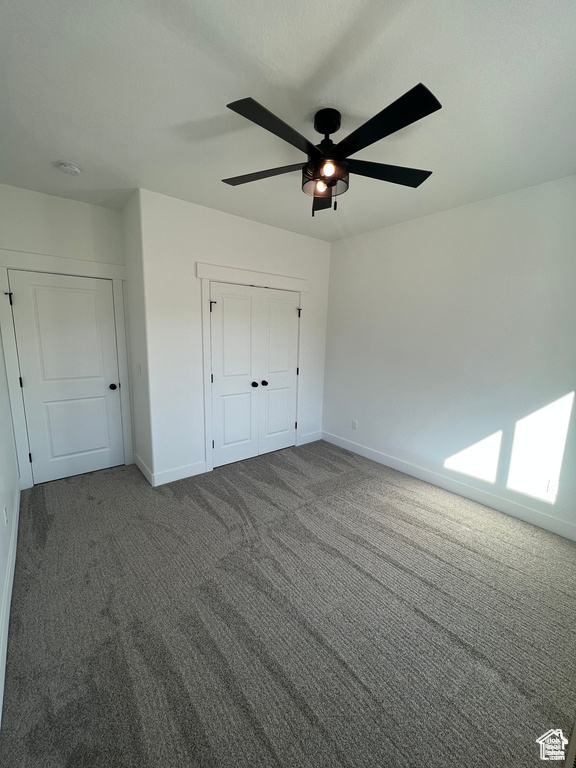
[302,159,349,197]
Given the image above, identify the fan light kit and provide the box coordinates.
[222,84,442,216]
[58,162,82,176]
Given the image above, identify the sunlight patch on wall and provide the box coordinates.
[507,392,574,504]
[443,430,503,484]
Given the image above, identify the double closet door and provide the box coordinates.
[210,282,300,467]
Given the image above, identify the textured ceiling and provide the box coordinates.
[1,0,575,241]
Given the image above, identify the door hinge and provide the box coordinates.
[295,421,298,429]
[29,453,32,463]
[212,440,215,449]
[296,367,299,375]
[297,307,302,318]
[4,292,13,306]
[209,300,217,312]
[211,374,214,383]
[19,376,23,388]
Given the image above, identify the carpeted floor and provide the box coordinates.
[0,440,575,767]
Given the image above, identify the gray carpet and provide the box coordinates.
[1,441,575,767]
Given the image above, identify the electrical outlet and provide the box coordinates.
[351,420,358,430]
[3,506,7,526]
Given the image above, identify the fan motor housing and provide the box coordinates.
[314,108,341,136]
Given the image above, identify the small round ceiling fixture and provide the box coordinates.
[58,162,82,176]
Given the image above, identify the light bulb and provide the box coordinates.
[316,180,327,193]
[322,162,335,177]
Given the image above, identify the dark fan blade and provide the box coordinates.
[227,98,322,159]
[348,159,432,188]
[332,84,441,159]
[312,193,332,217]
[223,163,304,186]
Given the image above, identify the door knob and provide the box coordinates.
[251,381,259,387]
[109,384,118,390]
[261,380,269,386]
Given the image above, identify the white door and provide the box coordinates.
[210,283,260,467]
[257,287,300,455]
[210,282,299,468]
[9,270,125,484]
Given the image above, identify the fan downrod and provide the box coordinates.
[314,108,341,137]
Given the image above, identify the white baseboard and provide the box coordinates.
[134,455,207,487]
[134,453,153,485]
[297,430,323,446]
[322,432,576,543]
[0,485,21,730]
[150,461,207,487]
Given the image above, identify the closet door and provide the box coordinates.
[257,287,299,455]
[210,282,299,468]
[210,283,260,467]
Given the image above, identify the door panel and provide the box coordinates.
[264,387,291,434]
[45,397,110,457]
[35,288,103,379]
[9,270,124,484]
[266,300,293,373]
[222,295,252,376]
[211,282,299,467]
[222,393,253,446]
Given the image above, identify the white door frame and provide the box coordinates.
[0,250,132,489]
[197,262,309,473]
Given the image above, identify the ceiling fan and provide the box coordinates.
[222,83,442,216]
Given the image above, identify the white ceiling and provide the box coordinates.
[1,0,575,241]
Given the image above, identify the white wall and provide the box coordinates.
[125,188,330,484]
[324,175,576,541]
[0,184,123,264]
[0,327,20,727]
